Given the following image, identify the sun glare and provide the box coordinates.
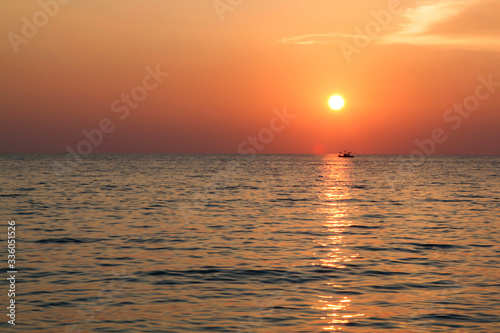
[329,95,344,110]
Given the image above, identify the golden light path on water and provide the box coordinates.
[314,155,364,331]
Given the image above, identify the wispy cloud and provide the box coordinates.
[395,0,470,36]
[276,0,500,51]
[275,33,356,45]
[380,0,500,50]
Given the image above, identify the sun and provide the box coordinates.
[328,95,344,110]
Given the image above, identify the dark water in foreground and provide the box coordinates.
[0,154,499,332]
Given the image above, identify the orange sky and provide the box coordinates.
[1,0,499,154]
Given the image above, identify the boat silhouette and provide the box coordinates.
[338,150,354,158]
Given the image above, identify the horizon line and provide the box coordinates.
[1,152,499,156]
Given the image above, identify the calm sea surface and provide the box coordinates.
[0,154,499,332]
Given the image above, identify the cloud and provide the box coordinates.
[276,0,500,51]
[380,0,500,50]
[275,33,356,45]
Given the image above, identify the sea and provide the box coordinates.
[0,154,499,332]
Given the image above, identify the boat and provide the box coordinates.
[338,151,354,158]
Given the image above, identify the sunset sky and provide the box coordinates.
[1,0,499,154]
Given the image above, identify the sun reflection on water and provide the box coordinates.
[313,155,364,331]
